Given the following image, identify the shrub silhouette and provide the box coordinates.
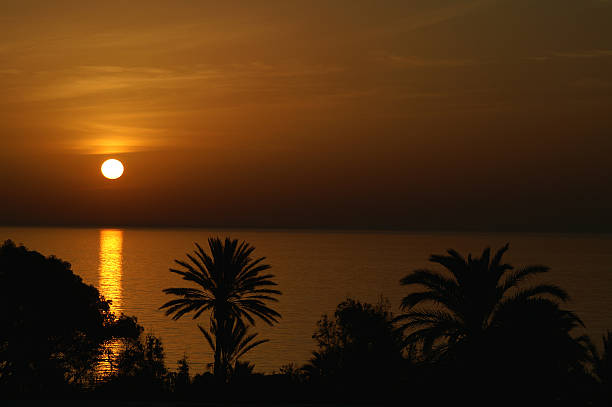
[96,331,173,399]
[173,355,191,394]
[161,237,281,383]
[304,297,405,398]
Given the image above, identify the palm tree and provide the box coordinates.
[198,317,268,380]
[160,237,281,382]
[395,244,593,403]
[589,331,612,402]
[395,244,577,359]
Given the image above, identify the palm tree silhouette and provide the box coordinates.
[160,237,281,382]
[198,317,268,380]
[395,244,573,359]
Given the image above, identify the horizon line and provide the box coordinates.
[1,223,611,236]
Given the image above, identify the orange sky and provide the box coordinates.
[1,0,611,231]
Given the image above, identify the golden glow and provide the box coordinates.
[97,229,124,377]
[98,229,123,314]
[101,159,124,179]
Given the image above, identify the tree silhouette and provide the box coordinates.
[171,355,191,396]
[303,298,405,398]
[114,334,167,380]
[160,237,281,382]
[395,244,589,402]
[0,240,140,393]
[395,244,572,358]
[589,331,612,403]
[97,332,172,398]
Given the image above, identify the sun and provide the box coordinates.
[101,159,124,180]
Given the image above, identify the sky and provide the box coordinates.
[1,0,611,231]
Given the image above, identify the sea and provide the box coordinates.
[1,227,611,374]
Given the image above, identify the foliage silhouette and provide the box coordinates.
[230,360,258,383]
[198,316,268,381]
[395,244,591,403]
[395,244,572,357]
[115,334,167,379]
[589,331,612,404]
[97,332,172,399]
[2,237,606,404]
[174,355,191,392]
[160,237,281,382]
[303,297,405,399]
[278,363,304,383]
[0,240,139,394]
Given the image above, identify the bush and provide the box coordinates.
[303,297,407,399]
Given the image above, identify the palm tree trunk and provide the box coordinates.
[213,334,223,383]
[213,310,229,384]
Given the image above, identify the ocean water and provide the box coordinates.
[1,227,612,373]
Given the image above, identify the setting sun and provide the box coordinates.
[101,159,124,179]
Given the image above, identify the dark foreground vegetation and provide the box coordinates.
[1,238,611,406]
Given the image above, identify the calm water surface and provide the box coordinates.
[2,227,612,373]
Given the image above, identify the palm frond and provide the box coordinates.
[510,283,569,303]
[198,324,216,351]
[396,244,582,365]
[400,290,460,313]
[400,270,459,294]
[497,265,550,298]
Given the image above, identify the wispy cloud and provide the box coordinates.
[20,62,345,103]
[396,0,497,32]
[59,120,171,154]
[378,53,476,67]
[24,67,213,101]
[554,49,612,58]
[571,77,612,89]
[0,68,20,75]
[530,49,612,61]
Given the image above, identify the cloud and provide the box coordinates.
[18,66,222,102]
[571,77,612,89]
[379,53,476,67]
[20,62,345,103]
[58,120,171,154]
[554,50,612,58]
[531,49,612,61]
[395,0,497,32]
[0,69,20,75]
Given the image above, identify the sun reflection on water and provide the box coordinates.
[99,229,123,314]
[98,229,124,378]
